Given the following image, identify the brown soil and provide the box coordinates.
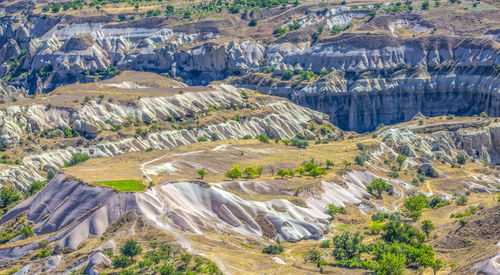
[61,34,95,52]
[435,205,500,250]
[254,213,278,239]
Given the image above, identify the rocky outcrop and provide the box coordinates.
[378,120,500,165]
[0,83,334,188]
[0,81,26,99]
[0,10,498,132]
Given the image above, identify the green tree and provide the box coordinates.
[367,178,389,199]
[375,252,406,275]
[26,181,46,197]
[332,231,365,260]
[225,165,242,179]
[342,159,351,170]
[120,239,142,258]
[197,168,207,179]
[244,166,258,179]
[281,70,294,80]
[64,153,90,167]
[456,194,468,206]
[38,248,51,258]
[327,204,346,218]
[113,255,132,268]
[257,134,270,143]
[432,259,443,275]
[262,238,285,255]
[308,167,326,178]
[381,222,426,244]
[0,187,20,208]
[421,1,430,9]
[47,168,56,180]
[326,160,334,169]
[403,195,430,222]
[20,226,34,237]
[355,153,368,166]
[421,220,435,238]
[369,221,385,234]
[396,154,407,171]
[277,168,290,178]
[303,248,323,264]
[356,142,366,151]
[457,153,467,165]
[295,167,306,176]
[256,167,263,177]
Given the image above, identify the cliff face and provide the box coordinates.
[234,35,500,132]
[0,12,498,132]
[291,89,499,132]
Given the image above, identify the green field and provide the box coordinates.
[95,180,146,191]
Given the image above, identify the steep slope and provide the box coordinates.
[0,1,498,132]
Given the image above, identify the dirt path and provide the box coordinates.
[140,150,205,181]
[392,184,405,211]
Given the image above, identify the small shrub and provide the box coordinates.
[456,194,468,206]
[38,249,51,258]
[457,153,467,165]
[197,169,207,179]
[281,70,294,81]
[248,19,258,26]
[120,239,142,258]
[356,142,366,151]
[273,27,289,36]
[319,239,330,248]
[412,178,420,186]
[225,165,242,179]
[210,132,219,141]
[257,134,270,143]
[262,238,284,255]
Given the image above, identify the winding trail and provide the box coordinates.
[140,150,204,181]
[392,184,405,211]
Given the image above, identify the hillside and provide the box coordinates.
[0,0,499,274]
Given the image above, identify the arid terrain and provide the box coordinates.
[0,0,499,274]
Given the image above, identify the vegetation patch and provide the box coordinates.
[95,180,146,192]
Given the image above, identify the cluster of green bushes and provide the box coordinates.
[0,179,49,214]
[331,23,353,35]
[42,1,84,12]
[64,153,91,167]
[288,133,310,148]
[0,217,34,244]
[40,127,78,139]
[327,204,347,218]
[380,1,413,13]
[0,155,22,165]
[306,217,442,274]
[225,165,263,179]
[83,67,121,80]
[111,239,221,274]
[230,0,299,14]
[450,205,477,218]
[277,161,327,179]
[262,237,285,255]
[366,178,390,199]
